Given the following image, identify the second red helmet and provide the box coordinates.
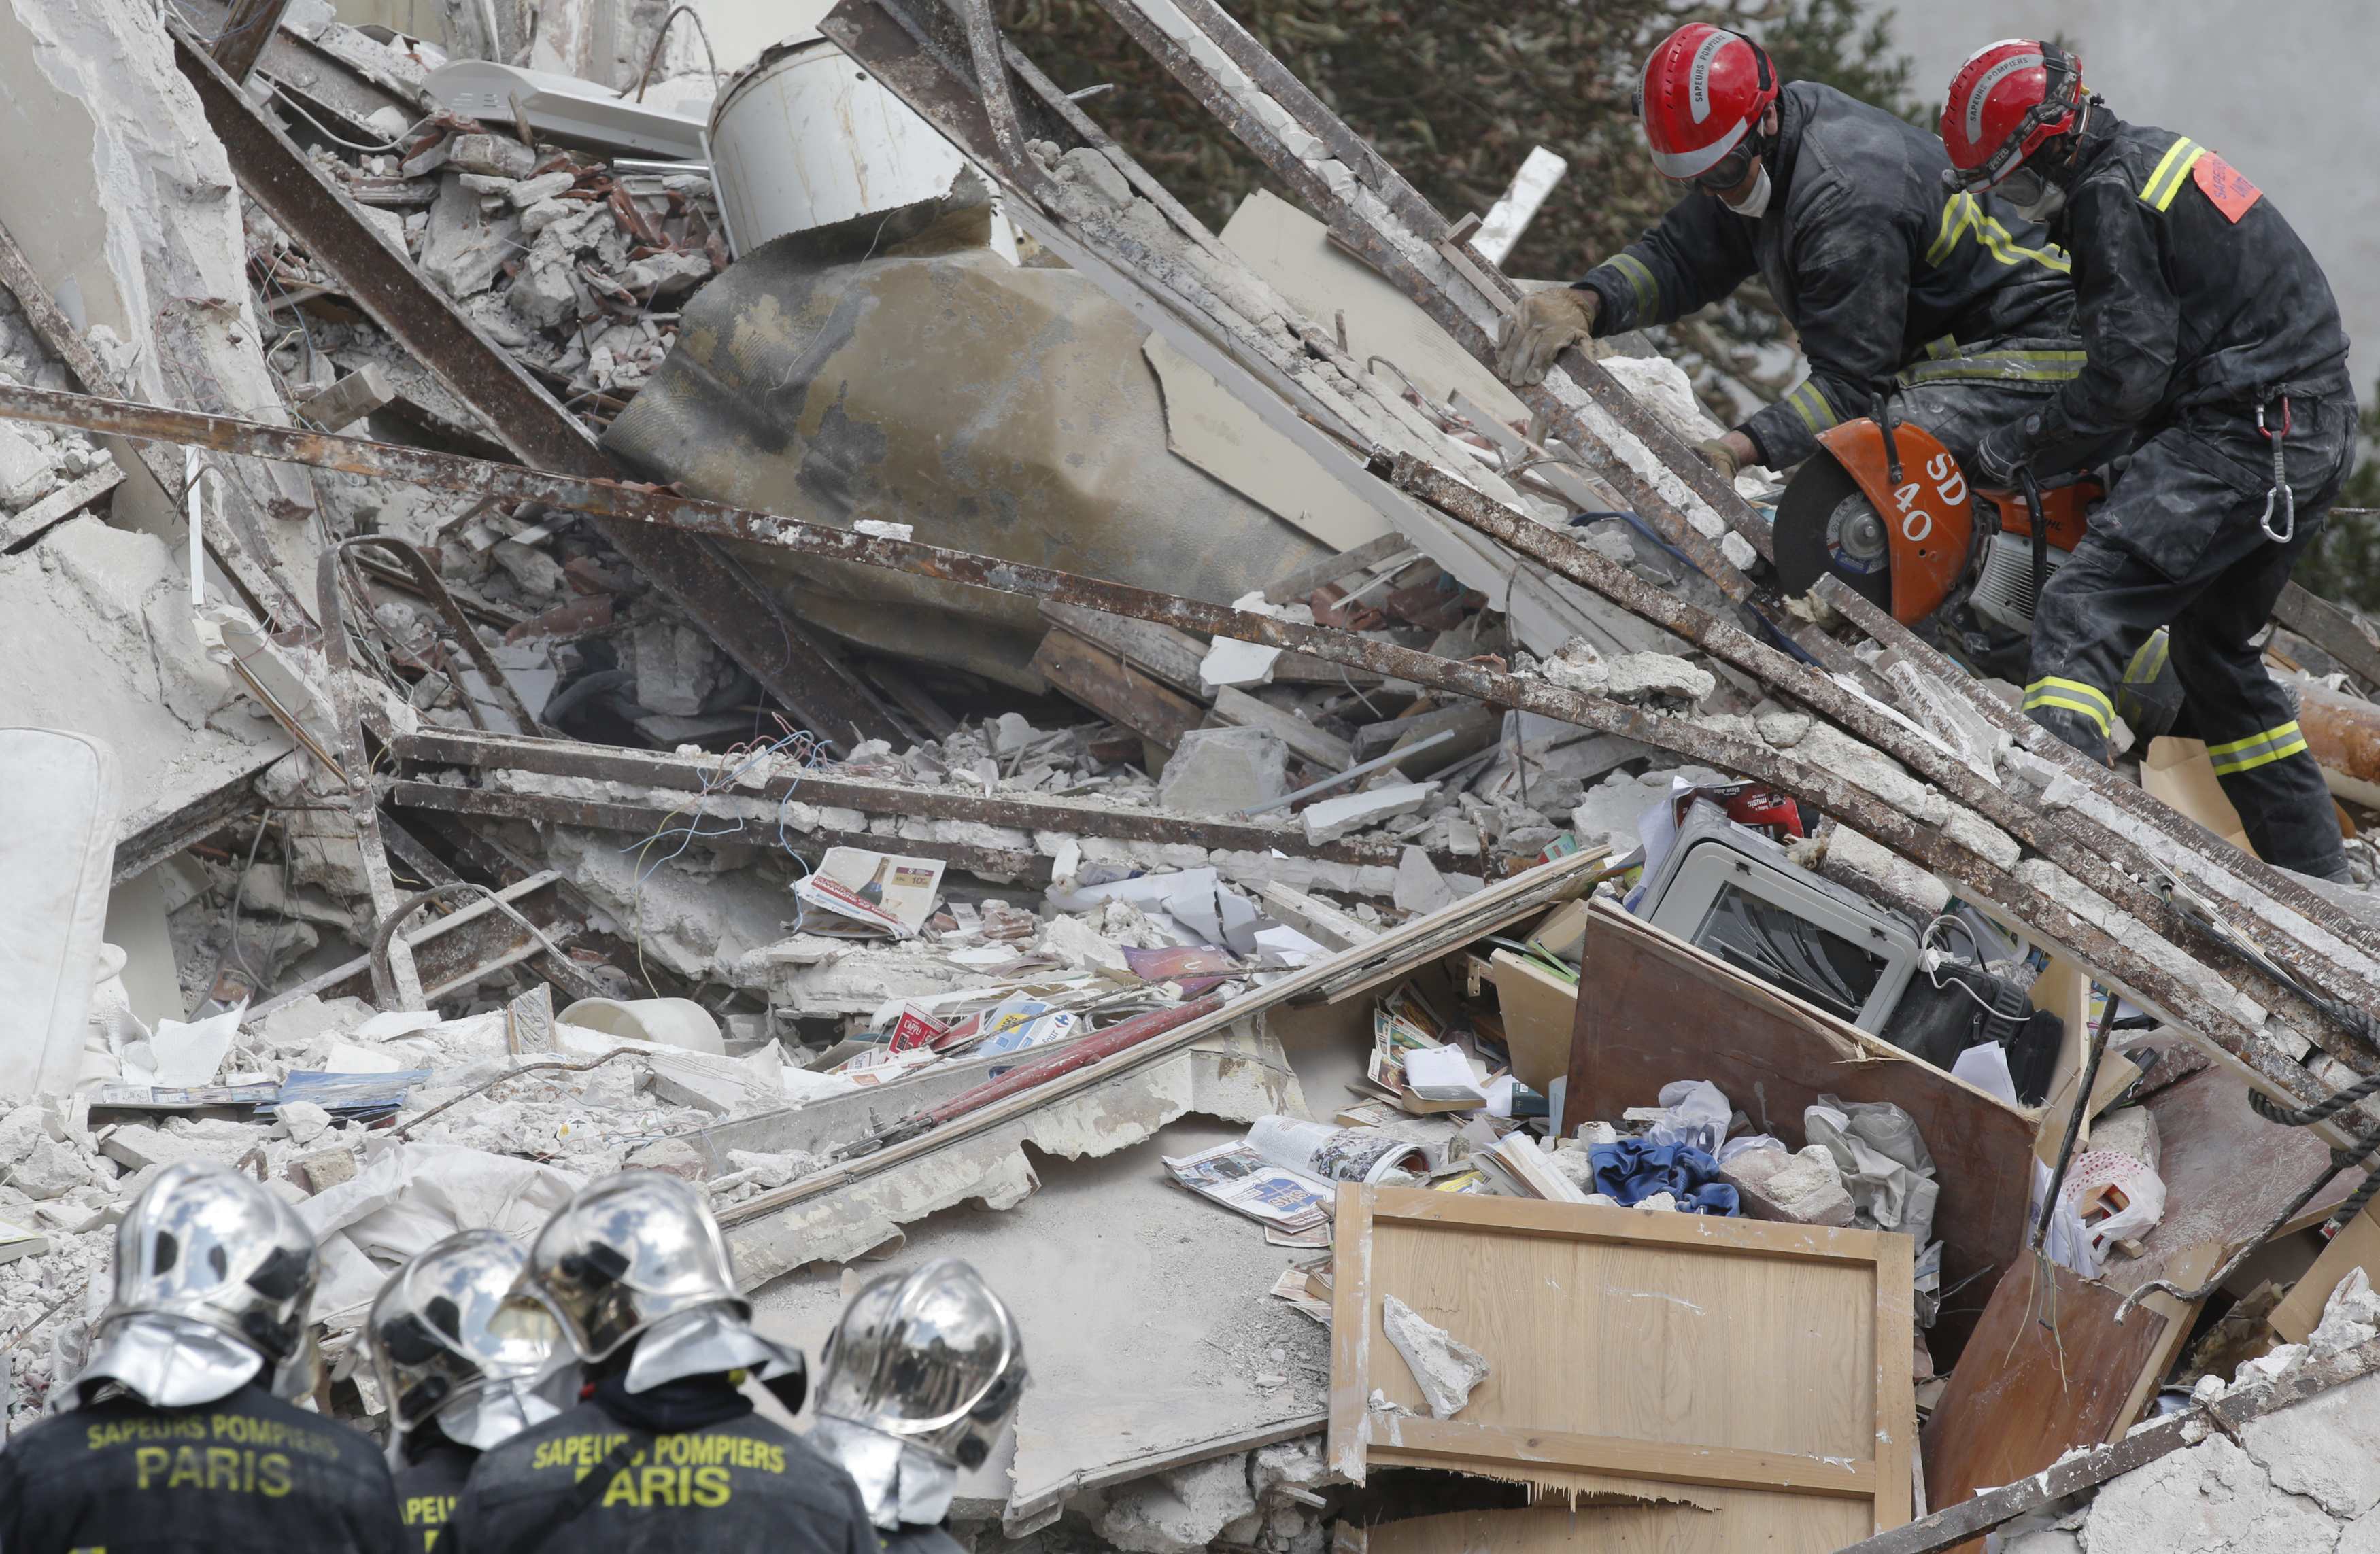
[1939,39,2086,190]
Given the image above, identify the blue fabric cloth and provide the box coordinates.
[1588,1140,1741,1216]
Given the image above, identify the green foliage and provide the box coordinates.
[1002,0,1919,282]
[1761,0,1924,124]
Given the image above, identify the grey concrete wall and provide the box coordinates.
[1871,0,2379,397]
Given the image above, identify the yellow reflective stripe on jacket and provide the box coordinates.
[2207,721,2309,775]
[2024,676,2113,733]
[2141,137,2208,212]
[2123,628,2171,687]
[1784,379,1839,435]
[1926,192,2072,273]
[1608,254,1661,320]
[1898,349,2088,386]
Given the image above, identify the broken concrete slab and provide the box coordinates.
[1302,784,1432,845]
[1722,1144,1855,1228]
[1156,727,1289,818]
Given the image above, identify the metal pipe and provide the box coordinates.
[1236,729,1455,818]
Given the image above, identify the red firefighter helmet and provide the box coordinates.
[1636,24,1780,184]
[1939,39,2085,190]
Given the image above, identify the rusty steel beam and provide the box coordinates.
[1814,574,2380,1007]
[210,0,298,82]
[392,726,1484,874]
[391,780,1053,885]
[166,24,902,752]
[2275,583,2380,694]
[1382,451,2380,1067]
[113,760,278,882]
[0,379,2338,1105]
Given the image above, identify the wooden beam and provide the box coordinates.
[1376,1416,1877,1500]
[1031,627,1203,752]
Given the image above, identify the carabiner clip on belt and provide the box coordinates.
[2258,393,2294,543]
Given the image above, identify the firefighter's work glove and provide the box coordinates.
[1695,436,1743,481]
[1495,288,1599,386]
[1973,421,2032,491]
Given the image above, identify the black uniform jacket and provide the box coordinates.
[440,1373,877,1554]
[0,1382,405,1554]
[394,1432,477,1553]
[2020,109,2351,472]
[1581,80,2074,468]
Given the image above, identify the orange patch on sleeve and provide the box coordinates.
[2193,153,2263,222]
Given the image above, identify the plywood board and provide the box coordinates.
[1485,949,1576,1090]
[1142,335,1391,553]
[1563,901,2035,1364]
[1329,1186,1912,1544]
[2143,737,2254,854]
[1221,190,1531,426]
[1918,1251,2171,1554]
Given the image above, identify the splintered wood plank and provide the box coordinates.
[1031,627,1203,752]
[1565,901,2034,1366]
[1365,1495,1873,1553]
[1372,1415,1878,1497]
[1333,1185,1910,1543]
[1918,1253,2169,1554]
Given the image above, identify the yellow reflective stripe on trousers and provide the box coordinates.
[2141,137,2207,212]
[2024,676,2113,733]
[1785,379,1839,436]
[2207,721,2309,775]
[2123,628,2171,687]
[1608,254,1661,320]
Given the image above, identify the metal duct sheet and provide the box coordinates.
[602,218,1329,689]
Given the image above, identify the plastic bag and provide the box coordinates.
[2060,1149,2167,1261]
[1717,1134,1785,1164]
[1805,1097,1939,1250]
[1638,1080,1732,1154]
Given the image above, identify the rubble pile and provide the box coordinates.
[3,0,2380,1549]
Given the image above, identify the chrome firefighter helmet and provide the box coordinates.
[75,1162,318,1409]
[368,1230,565,1452]
[526,1171,804,1396]
[817,1258,1026,1470]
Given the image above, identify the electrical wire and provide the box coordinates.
[267,85,434,154]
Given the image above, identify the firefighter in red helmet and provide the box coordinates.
[1941,40,2356,880]
[1497,22,2076,487]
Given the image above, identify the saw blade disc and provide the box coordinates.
[1773,451,1894,613]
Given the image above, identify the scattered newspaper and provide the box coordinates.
[794,847,947,938]
[1163,1142,1332,1231]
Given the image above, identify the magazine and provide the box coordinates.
[1162,1142,1331,1230]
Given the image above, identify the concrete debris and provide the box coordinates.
[4,3,2380,1550]
[1095,1454,1262,1554]
[1380,1294,1489,1419]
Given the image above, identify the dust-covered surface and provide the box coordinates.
[751,1117,1330,1520]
